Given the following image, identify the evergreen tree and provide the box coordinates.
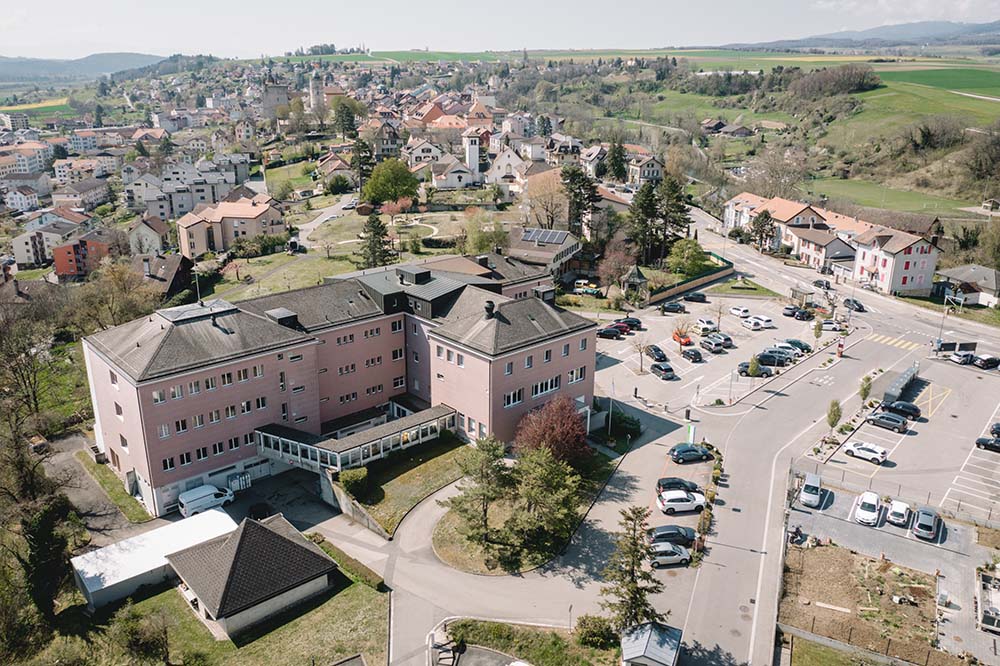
[504,446,580,556]
[655,175,690,261]
[537,115,552,137]
[749,210,776,252]
[606,141,627,182]
[600,506,665,633]
[627,182,659,264]
[355,213,394,269]
[134,141,149,158]
[351,138,375,191]
[440,437,512,548]
[560,165,601,237]
[335,102,357,138]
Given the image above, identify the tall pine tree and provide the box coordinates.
[561,165,601,237]
[606,141,627,182]
[355,212,394,268]
[600,506,666,633]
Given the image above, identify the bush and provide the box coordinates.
[574,614,616,649]
[309,533,385,590]
[325,174,352,195]
[421,236,458,249]
[340,467,369,498]
[608,407,641,439]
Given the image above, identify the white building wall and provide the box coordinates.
[218,575,329,636]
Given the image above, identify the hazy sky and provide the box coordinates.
[2,0,997,60]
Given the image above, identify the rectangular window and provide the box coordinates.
[188,380,201,395]
[221,372,233,386]
[393,376,405,389]
[152,389,165,404]
[544,349,552,363]
[213,442,224,456]
[568,366,587,384]
[179,452,191,466]
[241,433,252,447]
[391,320,403,333]
[289,354,303,362]
[392,348,404,361]
[294,416,308,424]
[256,396,267,409]
[480,423,486,439]
[457,354,464,367]
[237,368,249,382]
[901,276,908,285]
[505,361,513,375]
[531,375,562,397]
[580,338,588,351]
[196,447,208,461]
[562,343,570,357]
[158,424,170,439]
[292,386,305,394]
[175,418,187,433]
[413,351,420,363]
[119,434,128,450]
[109,370,118,387]
[170,384,183,400]
[193,414,205,428]
[904,261,910,270]
[525,355,533,369]
[279,371,286,391]
[226,405,237,419]
[205,376,217,391]
[114,402,123,418]
[458,413,466,429]
[503,388,524,408]
[436,345,444,358]
[468,417,477,433]
[281,403,288,421]
[209,409,220,423]
[162,457,175,472]
[241,400,252,414]
[252,364,264,378]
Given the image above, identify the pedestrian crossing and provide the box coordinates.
[866,333,923,351]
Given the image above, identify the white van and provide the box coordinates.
[178,484,234,517]
[799,473,822,508]
[749,315,773,329]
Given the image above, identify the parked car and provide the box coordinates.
[976,437,1000,452]
[882,401,921,420]
[682,348,703,362]
[794,308,815,321]
[662,302,685,314]
[755,352,787,367]
[700,338,724,354]
[656,477,699,494]
[610,322,632,334]
[886,500,911,527]
[729,306,750,318]
[656,490,706,514]
[650,363,676,380]
[784,339,812,353]
[683,292,707,303]
[771,342,804,357]
[738,361,773,377]
[865,412,908,433]
[342,200,357,210]
[844,441,889,465]
[741,318,762,331]
[597,328,622,340]
[782,305,800,317]
[178,484,234,518]
[708,332,733,348]
[647,525,696,547]
[799,473,822,508]
[669,443,712,464]
[813,279,832,290]
[616,317,643,330]
[650,542,691,567]
[820,319,843,331]
[673,330,692,346]
[645,345,667,362]
[843,298,866,312]
[748,315,773,329]
[762,347,797,362]
[992,423,1000,437]
[696,317,718,332]
[912,507,941,540]
[573,286,602,296]
[950,350,975,365]
[974,355,1000,369]
[854,491,882,526]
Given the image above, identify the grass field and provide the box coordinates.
[74,451,151,523]
[878,68,1000,96]
[643,88,796,126]
[804,177,974,213]
[447,619,619,666]
[264,163,316,193]
[212,254,356,302]
[0,96,68,110]
[789,637,874,666]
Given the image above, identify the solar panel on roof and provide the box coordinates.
[521,229,539,242]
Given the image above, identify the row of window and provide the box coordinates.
[434,346,465,366]
[161,433,254,471]
[151,365,266,404]
[457,412,487,440]
[501,367,586,409]
[157,397,268,438]
[503,338,587,376]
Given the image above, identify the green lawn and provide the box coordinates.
[38,342,92,436]
[357,433,472,534]
[74,451,151,523]
[877,68,1000,95]
[14,266,52,280]
[804,177,974,213]
[447,620,619,666]
[222,256,357,302]
[555,293,628,314]
[897,293,1000,329]
[707,277,780,297]
[789,636,876,666]
[264,162,316,193]
[641,88,795,126]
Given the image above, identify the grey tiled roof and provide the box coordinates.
[621,622,682,666]
[166,515,336,619]
[937,264,1000,295]
[239,280,383,331]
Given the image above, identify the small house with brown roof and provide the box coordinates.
[852,225,939,296]
[128,215,171,255]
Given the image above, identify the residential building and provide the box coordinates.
[13,220,81,267]
[176,194,284,259]
[54,158,108,185]
[52,177,110,210]
[627,156,664,186]
[786,227,855,271]
[484,147,526,186]
[935,264,1000,308]
[367,121,400,162]
[132,254,193,300]
[21,206,91,231]
[544,133,582,166]
[128,215,171,254]
[852,226,940,295]
[0,171,52,195]
[70,130,99,153]
[579,145,607,178]
[0,112,29,131]
[506,228,581,277]
[4,185,39,212]
[401,138,443,168]
[52,227,116,279]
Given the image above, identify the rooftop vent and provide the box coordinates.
[484,300,496,319]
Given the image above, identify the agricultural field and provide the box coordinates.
[643,88,796,126]
[877,67,1000,97]
[0,96,77,117]
[804,177,974,213]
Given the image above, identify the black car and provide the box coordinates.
[650,362,676,380]
[813,279,832,290]
[976,437,1000,452]
[992,423,1000,437]
[794,308,814,321]
[248,502,275,520]
[882,401,921,420]
[616,317,643,330]
[756,352,787,367]
[865,411,908,433]
[782,305,799,317]
[683,292,708,303]
[597,328,622,340]
[844,298,866,312]
[737,361,773,378]
[645,345,667,362]
[682,348,703,363]
[656,477,699,493]
[974,355,1000,370]
[647,524,696,547]
[662,302,686,314]
[784,339,812,353]
[669,443,712,464]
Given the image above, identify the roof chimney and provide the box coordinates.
[484,300,495,319]
[476,255,489,268]
[142,257,151,277]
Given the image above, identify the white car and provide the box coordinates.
[650,542,691,568]
[772,342,804,357]
[729,306,750,318]
[749,315,773,329]
[696,317,718,332]
[820,319,843,331]
[855,491,882,526]
[843,441,888,465]
[656,490,707,515]
[741,318,762,331]
[886,500,911,527]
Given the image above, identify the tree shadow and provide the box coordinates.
[681,638,749,666]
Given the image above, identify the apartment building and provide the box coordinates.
[13,220,81,267]
[176,194,283,259]
[70,130,99,153]
[83,262,595,516]
[852,226,940,296]
[4,185,39,212]
[52,228,116,280]
[52,177,110,210]
[0,112,30,131]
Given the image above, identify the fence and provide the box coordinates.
[645,253,735,306]
[781,623,964,666]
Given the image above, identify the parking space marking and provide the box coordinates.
[939,400,1000,516]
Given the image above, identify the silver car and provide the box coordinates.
[650,542,691,568]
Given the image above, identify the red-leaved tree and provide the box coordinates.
[515,395,590,466]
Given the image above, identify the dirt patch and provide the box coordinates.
[780,544,963,666]
[978,525,1000,550]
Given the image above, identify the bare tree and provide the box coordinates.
[526,173,567,230]
[631,335,649,373]
[672,318,692,351]
[743,147,808,200]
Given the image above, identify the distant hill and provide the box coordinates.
[724,19,1000,49]
[0,52,165,81]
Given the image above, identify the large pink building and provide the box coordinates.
[83,257,596,516]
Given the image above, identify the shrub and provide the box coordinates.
[609,408,641,439]
[575,614,616,649]
[309,533,385,589]
[697,508,713,535]
[325,174,353,195]
[340,467,369,498]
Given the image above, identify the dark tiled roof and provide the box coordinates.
[166,515,336,619]
[937,264,1000,294]
[239,280,383,332]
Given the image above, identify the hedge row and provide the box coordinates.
[308,533,385,591]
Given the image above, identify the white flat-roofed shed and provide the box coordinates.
[71,508,238,610]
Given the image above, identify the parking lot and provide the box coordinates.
[594,294,844,409]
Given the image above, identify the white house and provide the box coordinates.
[935,264,1000,308]
[4,185,39,211]
[402,138,443,169]
[786,227,855,270]
[627,155,664,186]
[852,225,939,296]
[485,147,525,185]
